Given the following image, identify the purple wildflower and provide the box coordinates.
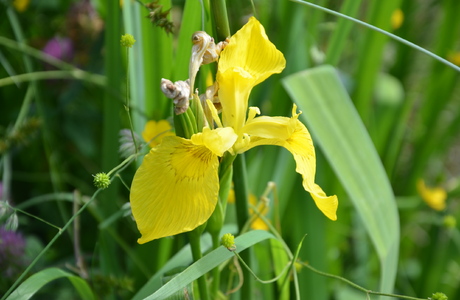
[42,37,74,63]
[0,227,26,279]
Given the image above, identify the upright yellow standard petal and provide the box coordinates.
[130,136,219,243]
[217,17,286,131]
[241,111,338,220]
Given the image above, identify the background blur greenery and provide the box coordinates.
[1,0,459,299]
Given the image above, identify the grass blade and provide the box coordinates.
[145,230,275,300]
[6,268,95,300]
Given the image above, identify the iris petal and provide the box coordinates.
[240,114,338,220]
[130,136,219,243]
[218,17,285,86]
[191,127,238,157]
[217,16,286,131]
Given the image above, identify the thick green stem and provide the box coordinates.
[188,230,210,300]
[210,0,231,41]
[100,0,123,283]
[211,233,221,297]
[124,47,139,154]
[233,154,252,298]
[233,154,249,232]
[205,153,235,297]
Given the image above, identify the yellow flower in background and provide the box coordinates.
[249,194,269,231]
[228,190,270,230]
[391,9,404,30]
[13,0,30,12]
[142,120,174,147]
[447,51,460,66]
[227,184,235,204]
[130,17,338,244]
[417,179,446,211]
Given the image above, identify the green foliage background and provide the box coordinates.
[1,0,459,299]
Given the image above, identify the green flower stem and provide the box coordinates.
[174,108,198,139]
[207,153,236,297]
[0,70,106,88]
[244,202,301,298]
[233,154,250,233]
[232,154,253,298]
[107,153,139,177]
[210,0,231,41]
[218,152,236,212]
[188,229,210,300]
[100,0,123,282]
[124,47,139,154]
[301,262,428,300]
[211,232,221,297]
[232,245,298,285]
[190,95,206,132]
[7,203,61,231]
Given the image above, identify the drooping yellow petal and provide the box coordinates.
[217,17,286,131]
[142,120,175,147]
[240,111,338,220]
[130,136,219,243]
[417,179,446,211]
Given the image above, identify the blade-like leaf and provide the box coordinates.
[145,230,275,300]
[282,65,399,297]
[6,268,95,300]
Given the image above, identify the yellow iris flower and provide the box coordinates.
[130,17,338,244]
[142,119,175,147]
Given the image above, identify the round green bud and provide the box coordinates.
[120,34,136,48]
[443,215,456,229]
[221,233,236,251]
[93,172,110,189]
[430,292,448,300]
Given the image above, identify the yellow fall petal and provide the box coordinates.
[142,120,175,147]
[217,16,286,131]
[130,136,219,243]
[240,112,338,221]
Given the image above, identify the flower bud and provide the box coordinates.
[429,292,448,300]
[221,233,236,251]
[120,34,136,48]
[93,172,110,189]
[443,215,456,229]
